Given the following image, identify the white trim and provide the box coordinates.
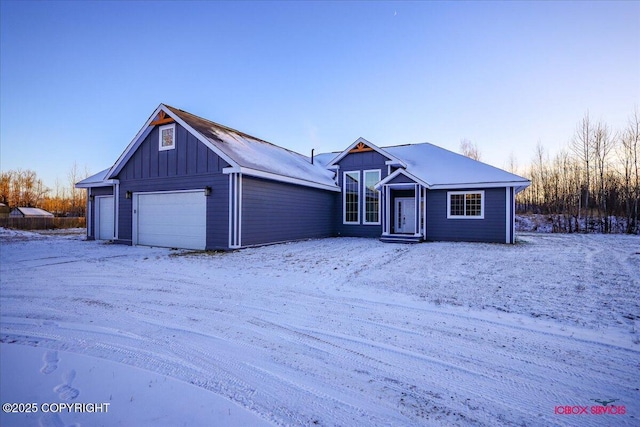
[87,188,92,238]
[75,179,118,189]
[114,183,119,240]
[228,173,242,249]
[223,166,340,192]
[430,181,529,190]
[343,170,361,225]
[158,123,176,151]
[422,187,427,239]
[384,183,416,190]
[375,168,431,190]
[512,187,516,243]
[505,187,511,244]
[363,169,381,225]
[132,193,138,246]
[327,137,406,168]
[238,173,243,248]
[228,174,234,249]
[414,184,421,237]
[447,190,485,219]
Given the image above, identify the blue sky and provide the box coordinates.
[1,1,638,188]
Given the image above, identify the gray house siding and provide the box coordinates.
[336,151,389,237]
[426,187,507,243]
[113,124,231,250]
[241,177,336,247]
[387,174,415,185]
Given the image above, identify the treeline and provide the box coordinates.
[0,163,88,217]
[516,111,639,234]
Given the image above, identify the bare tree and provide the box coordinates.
[619,110,640,234]
[570,112,595,229]
[67,162,88,216]
[0,171,12,204]
[1,169,49,207]
[460,139,482,161]
[592,122,615,232]
[506,152,519,175]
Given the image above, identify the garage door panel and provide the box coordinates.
[136,191,206,250]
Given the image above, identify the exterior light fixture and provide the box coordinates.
[125,191,132,199]
[204,187,212,196]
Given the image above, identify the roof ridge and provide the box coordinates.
[163,104,310,160]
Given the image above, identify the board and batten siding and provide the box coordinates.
[114,124,231,250]
[335,150,389,238]
[386,173,415,185]
[241,177,336,247]
[426,187,507,243]
[87,186,113,240]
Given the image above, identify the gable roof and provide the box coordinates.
[75,168,117,188]
[106,104,339,192]
[325,137,406,169]
[10,207,54,217]
[383,143,530,191]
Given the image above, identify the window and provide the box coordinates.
[343,171,360,224]
[363,170,380,224]
[159,124,175,151]
[447,191,484,219]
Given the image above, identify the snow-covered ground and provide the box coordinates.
[0,228,638,426]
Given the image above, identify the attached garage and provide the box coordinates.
[95,196,115,240]
[133,191,206,250]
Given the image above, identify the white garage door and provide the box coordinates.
[96,196,114,240]
[135,191,206,250]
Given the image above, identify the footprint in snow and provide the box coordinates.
[53,369,79,401]
[40,350,59,375]
[38,412,78,427]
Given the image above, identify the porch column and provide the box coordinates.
[414,184,421,237]
[381,185,390,235]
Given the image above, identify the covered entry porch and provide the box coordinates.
[376,171,427,243]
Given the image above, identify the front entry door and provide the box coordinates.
[395,197,415,234]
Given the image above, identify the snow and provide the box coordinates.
[384,143,530,189]
[75,168,112,188]
[1,344,270,427]
[166,106,337,189]
[314,142,530,190]
[1,228,639,426]
[10,208,54,217]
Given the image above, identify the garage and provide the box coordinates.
[134,191,206,250]
[95,196,115,240]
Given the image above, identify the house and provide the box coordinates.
[9,207,54,217]
[76,104,530,250]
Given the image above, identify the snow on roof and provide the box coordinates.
[11,207,54,217]
[165,106,337,190]
[383,143,530,190]
[309,152,339,169]
[75,168,113,188]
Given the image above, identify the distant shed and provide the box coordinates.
[9,207,54,218]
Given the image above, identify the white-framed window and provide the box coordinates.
[447,191,485,219]
[363,169,381,224]
[159,123,176,151]
[343,171,360,224]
